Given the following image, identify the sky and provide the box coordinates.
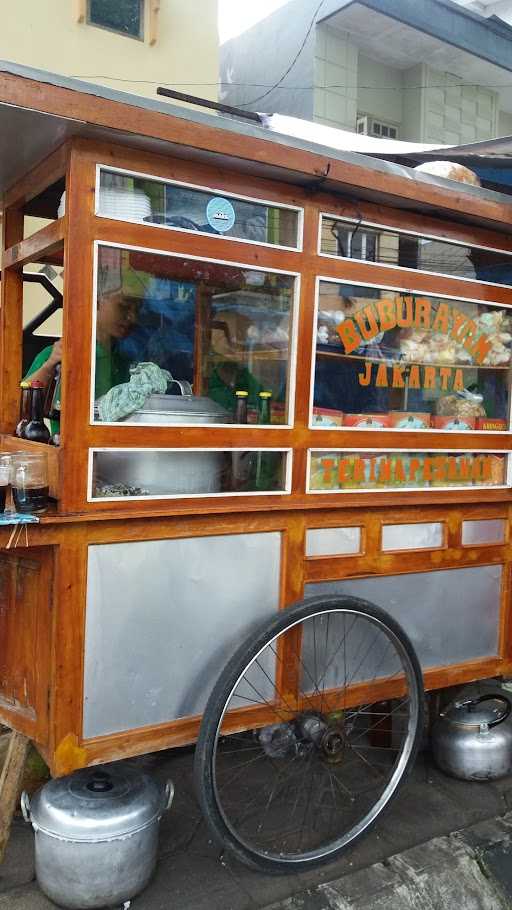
[217,0,512,45]
[218,0,289,44]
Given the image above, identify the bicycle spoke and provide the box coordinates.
[197,600,423,871]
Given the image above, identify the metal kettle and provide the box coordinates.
[432,691,512,781]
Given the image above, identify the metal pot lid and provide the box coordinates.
[124,394,230,420]
[28,764,166,841]
[442,694,511,728]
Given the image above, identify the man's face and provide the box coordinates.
[98,294,138,339]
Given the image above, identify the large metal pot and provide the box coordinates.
[98,390,230,495]
[432,692,512,781]
[21,764,173,909]
[117,384,230,426]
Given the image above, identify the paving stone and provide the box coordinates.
[478,840,512,903]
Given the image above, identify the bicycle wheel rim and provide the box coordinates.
[207,603,422,868]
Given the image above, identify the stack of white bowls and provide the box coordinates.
[99,187,152,222]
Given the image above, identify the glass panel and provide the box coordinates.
[306,526,361,556]
[93,245,295,425]
[84,532,281,735]
[92,449,289,498]
[313,281,511,430]
[462,518,506,546]
[305,565,502,667]
[321,216,512,288]
[88,0,143,37]
[309,451,507,492]
[381,522,443,551]
[98,169,301,248]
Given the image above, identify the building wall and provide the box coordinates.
[498,110,512,136]
[312,32,500,145]
[401,64,426,142]
[357,53,403,130]
[422,67,498,144]
[0,0,219,102]
[3,0,219,336]
[314,24,358,130]
[220,0,315,119]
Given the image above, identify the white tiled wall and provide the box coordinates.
[314,24,358,131]
[313,23,499,145]
[422,68,497,144]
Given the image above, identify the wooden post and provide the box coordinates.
[0,731,30,863]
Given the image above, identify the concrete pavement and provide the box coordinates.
[3,745,512,909]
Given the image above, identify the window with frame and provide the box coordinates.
[320,216,512,289]
[97,167,302,250]
[87,0,144,38]
[92,243,297,429]
[312,280,512,432]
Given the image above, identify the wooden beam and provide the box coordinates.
[3,143,69,210]
[75,0,86,23]
[0,731,30,864]
[0,74,511,232]
[149,0,160,45]
[0,206,24,434]
[2,218,65,270]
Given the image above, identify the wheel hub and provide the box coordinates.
[320,727,346,764]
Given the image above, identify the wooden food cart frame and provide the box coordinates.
[0,65,512,777]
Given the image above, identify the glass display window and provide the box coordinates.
[311,279,512,431]
[90,448,291,499]
[97,167,302,250]
[320,215,512,289]
[308,449,509,494]
[92,243,298,426]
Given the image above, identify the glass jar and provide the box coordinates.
[11,452,49,514]
[0,454,11,514]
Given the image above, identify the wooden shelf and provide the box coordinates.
[316,348,511,370]
[0,436,59,500]
[208,348,288,363]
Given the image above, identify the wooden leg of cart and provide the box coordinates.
[0,731,30,864]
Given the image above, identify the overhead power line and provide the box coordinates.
[72,76,512,92]
[238,0,326,107]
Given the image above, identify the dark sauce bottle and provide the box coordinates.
[24,381,50,444]
[15,381,32,438]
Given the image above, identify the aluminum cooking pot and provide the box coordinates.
[22,764,173,909]
[98,387,231,495]
[432,691,512,781]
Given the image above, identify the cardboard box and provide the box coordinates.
[271,402,287,425]
[312,407,344,428]
[344,413,391,428]
[475,418,508,432]
[431,416,476,431]
[390,412,431,429]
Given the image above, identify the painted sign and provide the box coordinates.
[206,197,236,233]
[310,452,506,491]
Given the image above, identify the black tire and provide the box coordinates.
[194,595,424,874]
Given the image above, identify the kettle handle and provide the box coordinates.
[20,791,31,824]
[452,694,511,728]
[168,379,193,397]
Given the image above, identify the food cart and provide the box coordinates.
[1,61,512,871]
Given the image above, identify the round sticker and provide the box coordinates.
[206,197,236,233]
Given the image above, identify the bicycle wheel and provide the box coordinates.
[194,595,424,874]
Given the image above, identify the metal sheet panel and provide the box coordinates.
[305,565,501,670]
[382,522,443,551]
[462,519,506,546]
[306,527,361,557]
[83,532,281,738]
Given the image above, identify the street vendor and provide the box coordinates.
[25,291,139,424]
